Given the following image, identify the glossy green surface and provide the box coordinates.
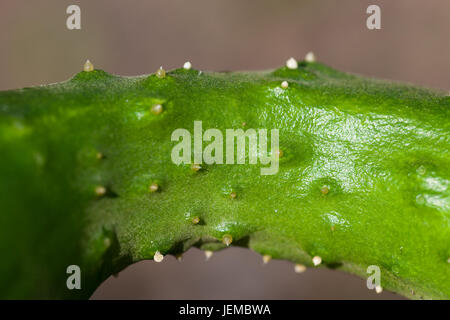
[0,61,449,299]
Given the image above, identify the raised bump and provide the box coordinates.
[103,237,111,248]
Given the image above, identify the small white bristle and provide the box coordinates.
[95,186,106,196]
[262,255,272,264]
[417,165,426,175]
[222,234,233,246]
[149,183,159,193]
[320,186,329,195]
[205,250,213,260]
[286,57,298,69]
[83,60,94,72]
[294,264,307,273]
[156,66,166,78]
[183,61,192,70]
[305,51,316,63]
[312,256,322,266]
[191,216,200,225]
[154,251,164,263]
[281,81,289,89]
[151,104,163,115]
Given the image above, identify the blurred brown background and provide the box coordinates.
[1,0,448,299]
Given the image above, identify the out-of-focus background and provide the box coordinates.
[1,0,448,299]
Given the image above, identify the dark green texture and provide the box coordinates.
[0,61,448,299]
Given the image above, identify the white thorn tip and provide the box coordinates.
[281,81,289,89]
[83,60,94,72]
[149,183,159,192]
[154,251,164,263]
[286,57,298,69]
[294,264,307,273]
[312,256,322,266]
[183,61,192,70]
[156,66,166,78]
[262,255,272,264]
[320,186,329,195]
[222,234,233,246]
[205,250,213,260]
[305,51,316,63]
[95,186,106,196]
[151,104,163,115]
[191,216,200,224]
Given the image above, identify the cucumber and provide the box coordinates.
[0,59,448,299]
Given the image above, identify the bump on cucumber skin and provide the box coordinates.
[0,61,448,299]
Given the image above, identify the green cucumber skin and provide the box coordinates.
[0,62,448,299]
